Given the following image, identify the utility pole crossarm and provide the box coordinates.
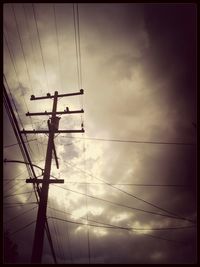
[30,89,84,101]
[21,129,84,134]
[26,109,84,116]
[26,178,64,184]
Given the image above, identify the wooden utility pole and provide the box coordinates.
[21,90,84,263]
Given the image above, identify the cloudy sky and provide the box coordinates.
[3,3,197,264]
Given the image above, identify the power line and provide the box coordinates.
[4,206,37,224]
[22,3,45,158]
[76,3,82,88]
[3,61,24,129]
[4,179,27,181]
[47,206,195,231]
[4,84,57,262]
[10,220,36,236]
[48,199,65,262]
[73,3,81,89]
[48,208,63,262]
[4,191,34,199]
[4,202,37,206]
[31,3,49,89]
[44,220,58,264]
[4,139,37,149]
[3,175,43,182]
[52,185,194,223]
[49,198,73,263]
[3,77,33,177]
[50,181,193,187]
[4,159,44,173]
[3,85,40,184]
[48,216,187,245]
[12,4,34,94]
[65,161,195,224]
[4,74,34,157]
[3,169,28,184]
[59,135,196,146]
[83,144,91,264]
[4,181,28,195]
[53,4,62,91]
[4,30,35,153]
[3,83,30,169]
[11,5,35,157]
[3,32,19,85]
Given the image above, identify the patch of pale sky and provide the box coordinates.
[111,212,130,223]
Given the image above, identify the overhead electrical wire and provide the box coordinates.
[59,135,196,146]
[3,50,24,129]
[4,191,34,199]
[4,202,37,206]
[64,161,196,224]
[4,206,37,224]
[52,184,195,223]
[73,3,81,89]
[11,5,40,156]
[76,4,82,89]
[4,83,38,205]
[4,82,57,263]
[32,3,49,89]
[50,211,63,262]
[4,179,29,181]
[3,46,33,156]
[3,33,20,88]
[12,4,34,94]
[84,142,91,264]
[48,200,65,262]
[50,181,192,187]
[3,84,32,180]
[47,206,195,231]
[4,159,44,173]
[3,169,28,185]
[22,3,45,158]
[10,6,32,147]
[47,216,187,245]
[44,220,58,264]
[25,188,35,202]
[10,220,36,236]
[73,3,90,264]
[4,139,37,149]
[63,221,73,263]
[53,4,62,91]
[5,182,29,195]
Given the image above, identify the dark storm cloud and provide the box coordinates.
[143,4,197,120]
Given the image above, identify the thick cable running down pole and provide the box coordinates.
[3,83,57,263]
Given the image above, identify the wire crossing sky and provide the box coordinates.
[3,3,197,264]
